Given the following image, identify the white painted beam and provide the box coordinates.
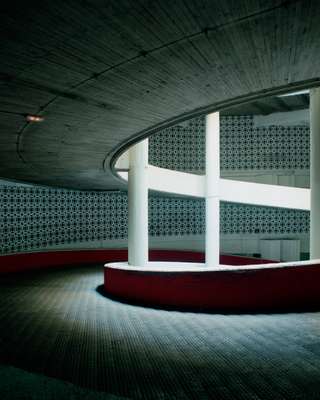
[147,165,204,197]
[220,179,310,210]
[118,162,310,211]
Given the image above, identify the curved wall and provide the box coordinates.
[104,260,320,311]
[0,249,271,274]
[0,115,311,256]
[149,115,309,187]
[0,182,309,256]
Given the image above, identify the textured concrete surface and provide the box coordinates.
[0,0,319,189]
[0,364,128,400]
[0,265,320,399]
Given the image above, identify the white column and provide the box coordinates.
[310,88,320,259]
[128,139,149,266]
[205,112,220,267]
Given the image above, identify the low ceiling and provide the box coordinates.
[0,0,319,190]
[223,93,309,115]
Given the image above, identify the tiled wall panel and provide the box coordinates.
[0,185,309,254]
[149,115,309,172]
[0,115,310,254]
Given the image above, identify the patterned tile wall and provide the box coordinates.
[220,203,309,235]
[0,115,310,255]
[0,185,309,254]
[149,117,205,173]
[149,115,310,172]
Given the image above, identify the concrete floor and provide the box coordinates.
[0,265,320,400]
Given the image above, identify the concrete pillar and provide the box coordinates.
[310,88,320,259]
[205,112,220,267]
[128,139,149,266]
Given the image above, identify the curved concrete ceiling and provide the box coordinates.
[0,0,319,190]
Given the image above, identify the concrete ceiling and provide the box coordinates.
[222,93,309,115]
[0,0,319,190]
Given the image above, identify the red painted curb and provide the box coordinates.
[104,263,320,311]
[0,249,270,273]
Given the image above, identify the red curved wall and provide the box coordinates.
[0,249,270,273]
[1,249,317,311]
[104,263,320,311]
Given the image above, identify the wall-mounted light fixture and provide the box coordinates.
[25,114,45,122]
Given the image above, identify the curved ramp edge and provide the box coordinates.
[104,260,320,311]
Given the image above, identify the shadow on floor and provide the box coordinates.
[96,284,320,315]
[1,265,320,400]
